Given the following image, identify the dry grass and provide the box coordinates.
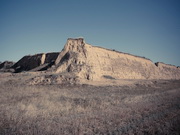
[0,74,180,134]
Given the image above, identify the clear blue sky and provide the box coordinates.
[0,0,180,66]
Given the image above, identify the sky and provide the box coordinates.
[0,0,180,66]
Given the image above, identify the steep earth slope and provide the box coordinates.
[6,38,180,83]
[54,38,180,81]
[12,53,58,72]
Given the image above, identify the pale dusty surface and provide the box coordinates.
[54,38,180,82]
[1,38,180,85]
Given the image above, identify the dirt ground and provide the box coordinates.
[0,73,180,135]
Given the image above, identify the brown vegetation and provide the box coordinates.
[0,73,180,134]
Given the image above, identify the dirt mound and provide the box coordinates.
[155,62,180,79]
[12,53,59,72]
[54,38,180,81]
[6,38,180,85]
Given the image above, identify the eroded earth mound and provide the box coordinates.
[12,52,59,73]
[54,38,180,81]
[1,38,180,84]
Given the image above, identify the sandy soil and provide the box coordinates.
[0,73,180,134]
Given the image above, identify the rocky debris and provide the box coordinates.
[29,73,79,85]
[0,61,15,72]
[12,53,58,72]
